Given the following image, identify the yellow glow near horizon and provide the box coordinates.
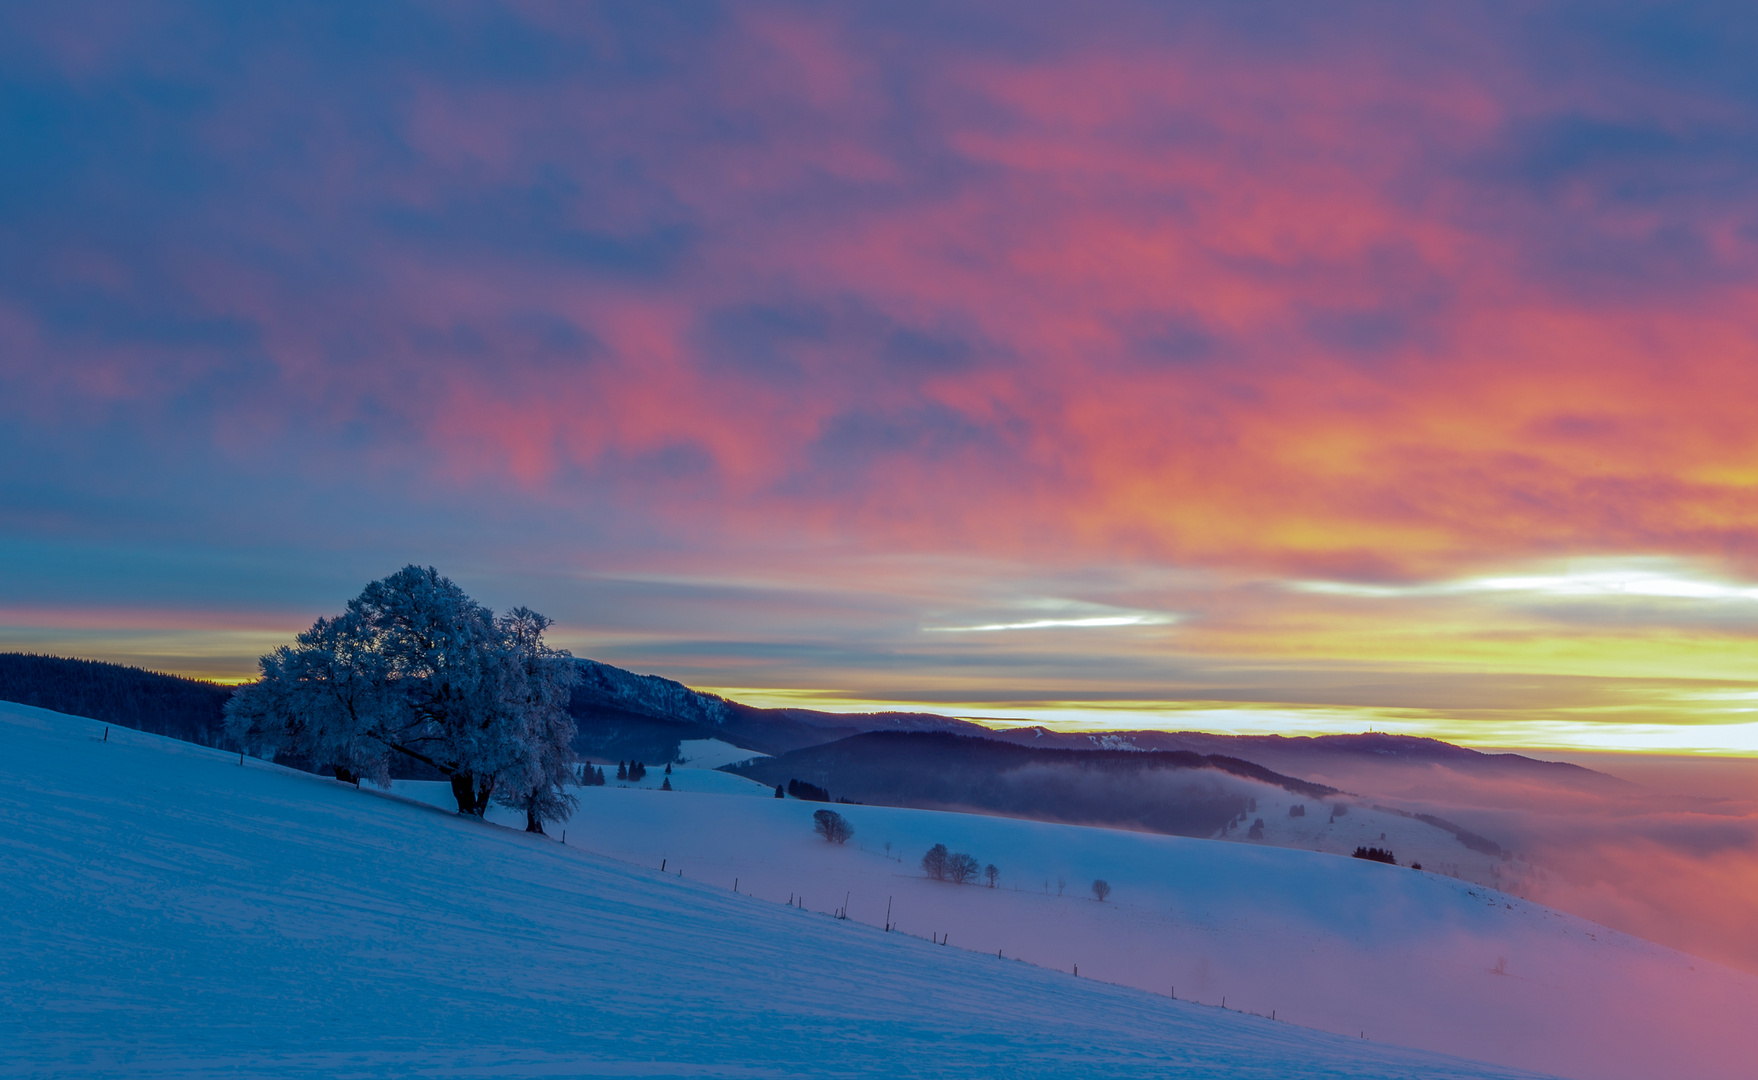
[696,688,1758,756]
[11,552,1758,756]
[1299,556,1758,603]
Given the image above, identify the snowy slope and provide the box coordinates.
[0,702,1543,1080]
[395,758,1758,1080]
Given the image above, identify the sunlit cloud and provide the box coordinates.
[1298,559,1758,605]
[924,614,1174,633]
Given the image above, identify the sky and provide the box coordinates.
[5,1,1758,753]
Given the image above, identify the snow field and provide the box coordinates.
[532,779,1758,1080]
[1200,781,1522,888]
[1,703,1545,1080]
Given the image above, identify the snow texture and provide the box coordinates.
[409,751,1758,1080]
[1,702,1547,1080]
[675,738,768,770]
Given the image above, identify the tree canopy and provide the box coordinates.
[225,566,579,828]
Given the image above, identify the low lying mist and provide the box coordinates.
[1284,753,1758,975]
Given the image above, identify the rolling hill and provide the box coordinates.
[0,701,1559,1080]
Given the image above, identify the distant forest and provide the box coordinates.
[0,653,235,747]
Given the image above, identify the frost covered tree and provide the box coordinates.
[224,566,578,820]
[489,607,580,834]
[922,843,949,880]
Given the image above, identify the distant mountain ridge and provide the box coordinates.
[568,657,990,760]
[987,726,1629,788]
[726,730,1342,839]
[0,651,1621,793]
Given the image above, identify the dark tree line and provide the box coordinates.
[1353,846,1397,865]
[787,778,830,802]
[0,653,233,746]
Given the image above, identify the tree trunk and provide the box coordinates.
[525,800,544,834]
[450,771,482,816]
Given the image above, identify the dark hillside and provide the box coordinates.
[992,727,1627,789]
[0,653,234,746]
[567,657,990,760]
[728,730,1340,839]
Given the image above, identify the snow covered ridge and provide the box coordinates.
[2,702,1553,1080]
[572,655,741,729]
[568,656,995,756]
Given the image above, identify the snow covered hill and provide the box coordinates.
[1,702,1547,1080]
[400,750,1758,1080]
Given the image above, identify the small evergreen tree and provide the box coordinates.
[617,761,628,781]
[774,784,785,798]
[664,762,672,775]
[661,776,672,791]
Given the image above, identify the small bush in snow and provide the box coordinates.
[947,852,979,884]
[1248,818,1265,840]
[813,809,854,844]
[1091,879,1112,902]
[922,843,949,880]
[1288,804,1306,817]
